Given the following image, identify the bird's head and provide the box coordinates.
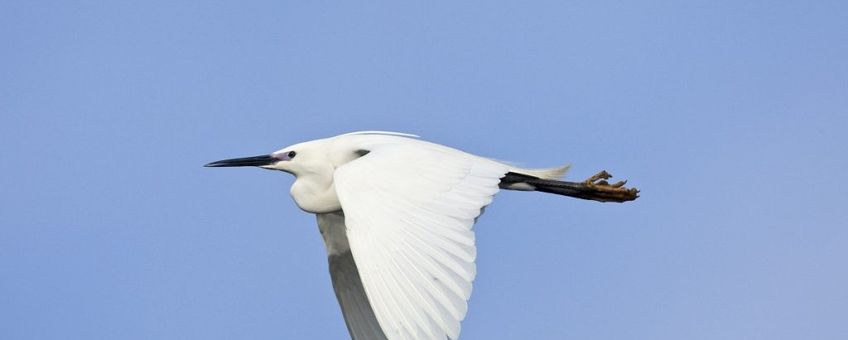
[204,139,331,177]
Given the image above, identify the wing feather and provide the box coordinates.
[334,141,509,340]
[317,212,388,340]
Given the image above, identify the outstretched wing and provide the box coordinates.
[317,212,387,340]
[334,141,509,340]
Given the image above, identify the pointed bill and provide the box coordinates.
[204,155,279,167]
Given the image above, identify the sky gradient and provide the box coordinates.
[2,1,847,339]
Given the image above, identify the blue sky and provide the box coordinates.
[2,1,846,339]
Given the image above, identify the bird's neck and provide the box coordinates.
[289,173,342,214]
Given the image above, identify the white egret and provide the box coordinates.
[205,131,638,340]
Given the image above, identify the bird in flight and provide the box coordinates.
[205,131,638,340]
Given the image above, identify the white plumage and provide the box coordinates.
[206,131,637,340]
[334,138,510,339]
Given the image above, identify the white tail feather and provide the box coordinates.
[509,164,571,180]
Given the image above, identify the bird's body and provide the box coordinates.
[206,131,638,340]
[265,132,565,214]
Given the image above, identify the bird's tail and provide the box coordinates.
[499,170,639,203]
[511,164,571,181]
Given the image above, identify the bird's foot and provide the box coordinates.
[582,171,640,202]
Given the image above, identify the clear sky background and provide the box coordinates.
[2,1,846,339]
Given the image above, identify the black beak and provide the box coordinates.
[204,154,279,167]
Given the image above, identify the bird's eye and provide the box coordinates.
[287,151,297,159]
